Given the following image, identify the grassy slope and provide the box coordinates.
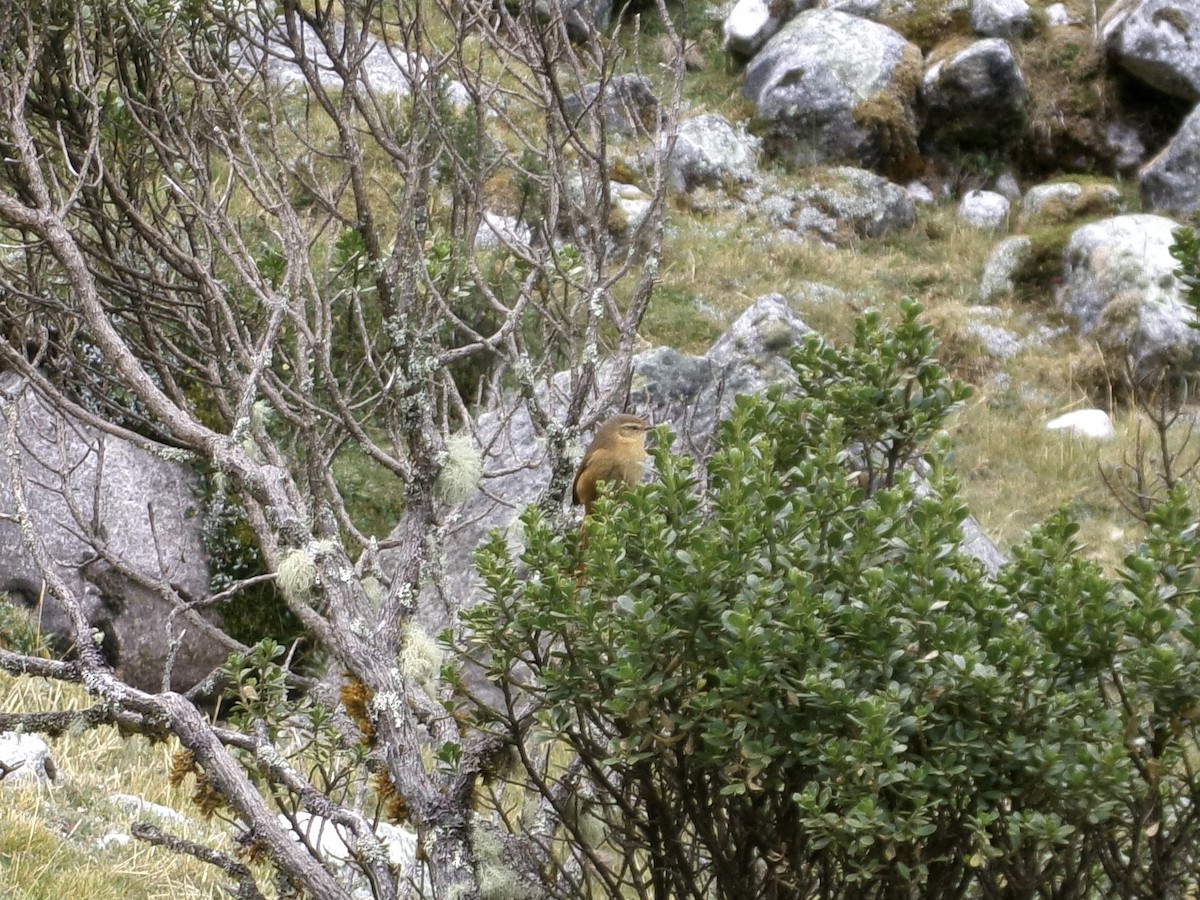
[2,0,1197,894]
[0,674,240,899]
[645,0,1196,572]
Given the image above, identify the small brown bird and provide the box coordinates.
[572,414,651,515]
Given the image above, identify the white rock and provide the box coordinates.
[1046,409,1116,440]
[970,0,1032,38]
[1142,104,1200,213]
[0,732,56,784]
[723,0,776,56]
[958,190,1010,229]
[1045,2,1073,25]
[905,180,936,204]
[109,793,191,827]
[667,114,761,193]
[283,812,428,899]
[1058,213,1196,380]
[978,235,1032,303]
[474,213,532,252]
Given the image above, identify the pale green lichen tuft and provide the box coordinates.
[277,547,316,600]
[473,824,538,899]
[435,434,483,506]
[362,576,383,606]
[251,399,275,428]
[400,624,443,687]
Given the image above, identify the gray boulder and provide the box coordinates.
[742,10,923,175]
[1058,213,1197,380]
[978,235,1033,303]
[921,38,1028,150]
[0,732,56,784]
[723,0,815,57]
[1141,105,1200,213]
[1018,180,1124,225]
[761,166,917,243]
[1102,0,1200,100]
[969,0,1033,38]
[562,74,660,138]
[958,190,1011,229]
[0,375,224,693]
[546,0,613,40]
[234,17,468,105]
[414,295,815,639]
[667,114,761,192]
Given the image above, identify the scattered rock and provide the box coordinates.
[1018,180,1123,225]
[1045,2,1075,25]
[978,235,1033,302]
[284,811,426,900]
[0,732,56,784]
[921,38,1028,151]
[520,0,613,41]
[964,309,1023,359]
[906,180,937,204]
[608,182,655,240]
[723,0,813,57]
[473,213,532,252]
[1102,0,1200,101]
[742,10,922,176]
[1104,121,1148,173]
[234,17,468,105]
[958,190,1011,229]
[969,0,1033,38]
[108,793,192,828]
[1058,213,1196,381]
[1141,105,1200,213]
[993,171,1023,201]
[1046,409,1116,440]
[763,166,917,243]
[562,74,659,138]
[0,375,224,694]
[667,114,761,193]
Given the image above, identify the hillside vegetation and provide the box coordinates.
[1,0,1200,897]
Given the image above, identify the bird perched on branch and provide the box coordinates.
[572,414,650,515]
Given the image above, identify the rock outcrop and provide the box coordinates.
[1057,213,1195,381]
[1141,105,1200,212]
[742,10,922,176]
[0,375,224,692]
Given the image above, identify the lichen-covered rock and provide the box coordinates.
[723,0,815,57]
[762,166,917,243]
[667,114,761,192]
[969,0,1033,38]
[921,38,1028,150]
[562,74,659,138]
[958,190,1010,229]
[233,17,468,105]
[1046,409,1116,440]
[1102,0,1200,101]
[978,235,1033,302]
[0,732,56,784]
[1058,213,1197,380]
[524,0,613,40]
[1141,105,1200,212]
[742,10,922,176]
[1018,180,1123,225]
[0,374,222,693]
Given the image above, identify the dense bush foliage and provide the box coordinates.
[468,302,1200,899]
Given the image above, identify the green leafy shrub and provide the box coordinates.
[467,301,1200,899]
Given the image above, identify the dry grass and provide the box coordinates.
[650,167,1155,570]
[0,675,243,900]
